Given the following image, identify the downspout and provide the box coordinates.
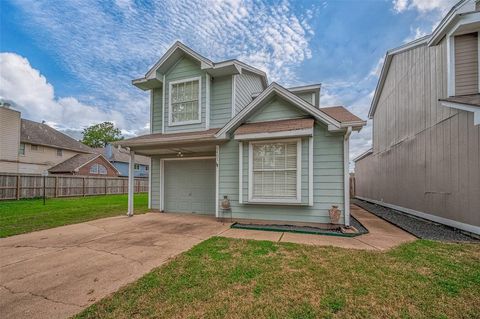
[343,126,352,226]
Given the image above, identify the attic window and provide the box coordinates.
[56,149,63,156]
[168,77,201,126]
[90,164,107,175]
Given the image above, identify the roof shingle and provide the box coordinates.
[320,106,363,123]
[21,119,92,153]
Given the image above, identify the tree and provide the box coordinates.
[81,122,123,148]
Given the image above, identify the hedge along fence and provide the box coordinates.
[0,173,148,200]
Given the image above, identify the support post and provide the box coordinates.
[343,127,352,226]
[127,150,135,216]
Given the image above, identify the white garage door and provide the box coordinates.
[164,159,216,215]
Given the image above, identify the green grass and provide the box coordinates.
[75,238,480,319]
[0,193,149,237]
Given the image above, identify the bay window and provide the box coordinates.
[168,77,201,125]
[248,139,301,203]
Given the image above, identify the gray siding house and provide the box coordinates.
[119,41,365,226]
[355,0,480,235]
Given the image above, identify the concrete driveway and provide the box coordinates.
[0,213,230,319]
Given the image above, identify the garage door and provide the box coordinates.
[164,159,216,215]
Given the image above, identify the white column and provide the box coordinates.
[127,150,135,216]
[344,127,352,226]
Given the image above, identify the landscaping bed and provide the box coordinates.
[231,216,368,237]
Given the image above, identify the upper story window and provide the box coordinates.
[168,77,201,126]
[90,163,107,175]
[19,143,25,156]
[56,149,63,156]
[248,139,301,203]
[134,164,140,170]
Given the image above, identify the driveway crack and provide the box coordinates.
[0,284,83,308]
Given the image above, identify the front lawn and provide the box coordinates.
[0,193,149,237]
[76,237,480,319]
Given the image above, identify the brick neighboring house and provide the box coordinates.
[48,153,120,176]
[95,144,150,177]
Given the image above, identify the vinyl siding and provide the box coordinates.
[355,37,480,229]
[151,88,163,133]
[150,157,161,210]
[455,33,478,96]
[163,56,207,132]
[218,123,345,224]
[0,107,21,162]
[210,75,232,128]
[248,96,308,123]
[234,72,264,114]
[295,92,314,105]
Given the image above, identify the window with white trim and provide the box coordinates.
[90,164,107,175]
[250,140,300,202]
[169,77,201,125]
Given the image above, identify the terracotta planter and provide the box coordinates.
[329,205,341,224]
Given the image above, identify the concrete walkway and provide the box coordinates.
[1,205,415,319]
[0,213,229,319]
[221,204,417,250]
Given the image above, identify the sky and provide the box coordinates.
[0,0,458,164]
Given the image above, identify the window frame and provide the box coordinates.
[56,149,63,157]
[19,143,25,156]
[248,138,302,204]
[168,76,202,126]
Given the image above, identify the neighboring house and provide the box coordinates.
[0,106,93,174]
[354,0,480,235]
[118,41,366,226]
[48,153,120,176]
[95,144,150,177]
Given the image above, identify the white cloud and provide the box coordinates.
[392,0,457,13]
[8,0,316,135]
[403,27,429,43]
[0,52,133,133]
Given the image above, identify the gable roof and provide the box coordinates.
[216,82,365,138]
[133,41,268,90]
[94,146,150,166]
[320,106,364,123]
[48,153,119,174]
[20,119,93,153]
[369,0,479,118]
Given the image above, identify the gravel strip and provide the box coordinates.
[352,199,478,242]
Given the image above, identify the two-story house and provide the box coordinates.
[0,105,119,177]
[118,41,365,226]
[355,0,480,235]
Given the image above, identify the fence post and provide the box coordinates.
[82,177,85,197]
[105,178,107,195]
[54,176,58,198]
[16,175,20,200]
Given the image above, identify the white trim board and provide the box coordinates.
[238,142,243,204]
[206,73,210,129]
[356,196,480,235]
[234,128,313,141]
[441,101,480,125]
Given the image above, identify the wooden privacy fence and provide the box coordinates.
[0,173,148,200]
